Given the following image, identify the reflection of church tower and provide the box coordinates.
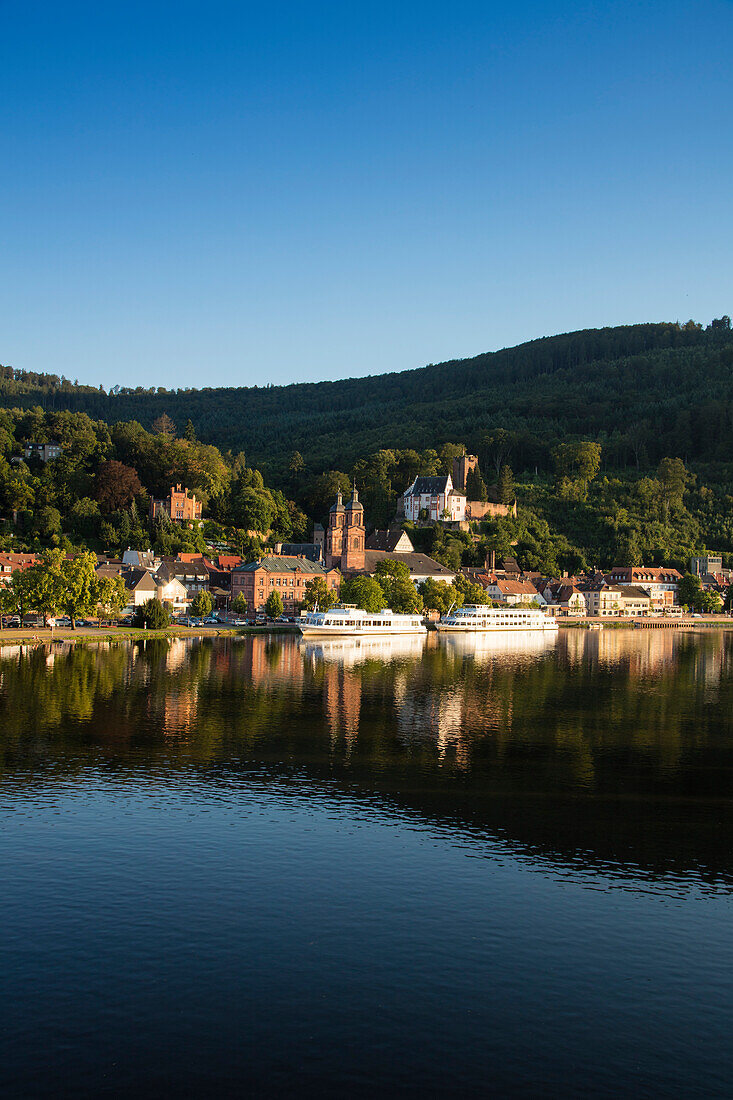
[325,486,365,573]
[324,665,362,753]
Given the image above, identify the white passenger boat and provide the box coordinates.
[298,604,427,638]
[436,604,558,633]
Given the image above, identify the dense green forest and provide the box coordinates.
[1,319,731,573]
[2,320,732,483]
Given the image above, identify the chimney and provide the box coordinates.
[274,543,283,555]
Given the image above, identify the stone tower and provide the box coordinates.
[452,453,479,494]
[342,485,365,573]
[325,486,366,572]
[325,489,347,570]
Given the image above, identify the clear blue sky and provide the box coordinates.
[1,0,731,389]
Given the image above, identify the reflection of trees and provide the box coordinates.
[1,632,732,881]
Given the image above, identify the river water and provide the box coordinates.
[1,630,732,1097]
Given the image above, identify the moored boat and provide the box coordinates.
[298,604,427,638]
[436,604,558,633]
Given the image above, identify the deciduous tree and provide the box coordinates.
[134,598,170,629]
[191,590,214,617]
[340,575,385,613]
[302,576,337,611]
[374,559,422,613]
[95,460,143,513]
[265,590,284,619]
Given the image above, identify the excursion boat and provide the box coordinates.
[298,604,427,638]
[436,604,558,633]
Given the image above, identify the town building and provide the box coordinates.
[581,583,620,617]
[122,549,160,571]
[0,553,39,587]
[231,555,340,614]
[156,559,210,596]
[95,560,125,583]
[401,475,466,523]
[155,575,189,616]
[122,569,158,612]
[616,586,652,616]
[690,554,723,577]
[149,485,203,524]
[278,542,323,563]
[325,487,365,572]
[365,528,415,553]
[481,576,546,606]
[581,583,651,617]
[606,566,681,608]
[361,550,456,585]
[542,582,587,617]
[334,509,453,583]
[313,523,325,560]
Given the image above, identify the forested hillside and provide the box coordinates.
[2,320,732,483]
[1,319,732,574]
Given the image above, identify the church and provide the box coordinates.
[325,487,365,572]
[324,486,456,584]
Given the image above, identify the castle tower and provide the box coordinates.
[325,489,346,569]
[343,485,365,573]
[452,453,478,494]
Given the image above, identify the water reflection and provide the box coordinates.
[438,629,558,662]
[301,633,427,666]
[1,630,732,885]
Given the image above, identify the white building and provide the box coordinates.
[401,475,466,523]
[606,567,681,608]
[155,575,189,615]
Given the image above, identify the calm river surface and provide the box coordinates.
[1,629,732,1097]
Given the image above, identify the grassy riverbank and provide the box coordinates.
[0,623,301,647]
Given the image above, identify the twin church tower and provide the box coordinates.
[325,487,365,573]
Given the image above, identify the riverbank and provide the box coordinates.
[2,618,732,648]
[557,617,733,629]
[0,623,301,647]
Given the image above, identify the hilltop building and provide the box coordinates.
[23,441,62,462]
[401,475,466,523]
[451,453,479,493]
[149,484,203,525]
